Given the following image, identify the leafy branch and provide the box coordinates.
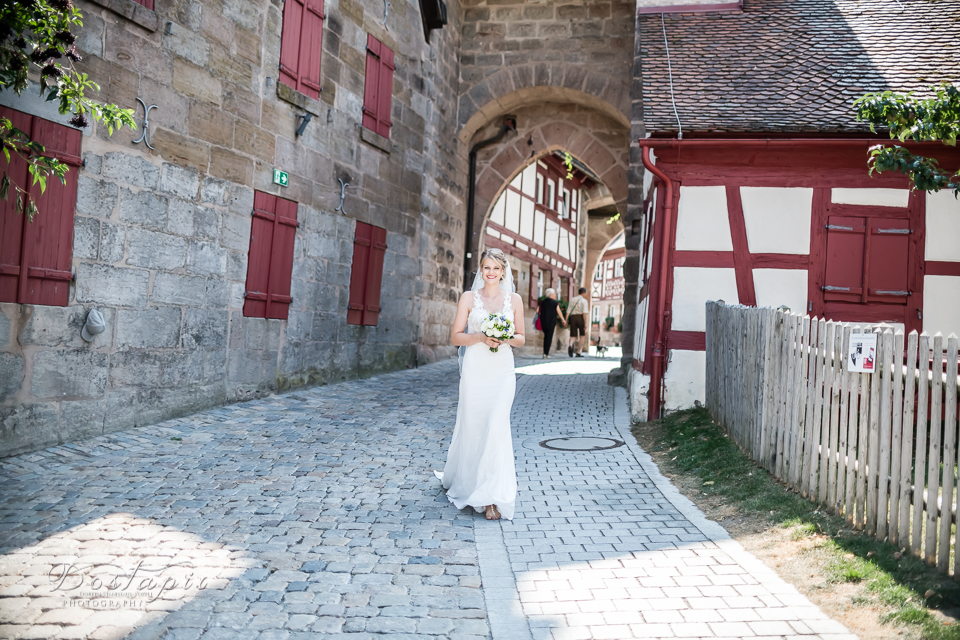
[854,83,960,197]
[0,0,136,221]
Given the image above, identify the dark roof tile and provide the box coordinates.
[639,0,960,133]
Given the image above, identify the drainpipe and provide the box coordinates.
[464,117,517,288]
[638,143,675,421]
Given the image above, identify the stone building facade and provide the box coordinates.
[1,0,468,456]
[1,0,642,456]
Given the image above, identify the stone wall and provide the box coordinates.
[457,0,634,282]
[0,0,466,456]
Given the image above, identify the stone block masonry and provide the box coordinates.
[0,0,467,456]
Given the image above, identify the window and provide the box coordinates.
[0,106,81,306]
[823,215,911,305]
[546,179,556,211]
[134,0,153,8]
[279,0,325,100]
[243,191,299,319]
[347,221,387,326]
[592,306,601,323]
[362,35,395,139]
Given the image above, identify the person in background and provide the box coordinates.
[537,288,566,359]
[567,287,589,358]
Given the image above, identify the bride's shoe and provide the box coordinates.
[485,505,501,520]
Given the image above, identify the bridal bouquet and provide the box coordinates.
[480,312,514,353]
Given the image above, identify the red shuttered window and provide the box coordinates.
[362,35,395,139]
[134,0,154,9]
[279,0,325,100]
[347,221,387,326]
[823,215,912,305]
[243,191,299,320]
[0,106,81,307]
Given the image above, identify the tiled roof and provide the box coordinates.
[639,0,960,134]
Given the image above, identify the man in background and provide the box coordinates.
[567,287,589,358]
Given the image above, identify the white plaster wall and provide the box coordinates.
[671,267,739,332]
[923,276,960,337]
[664,349,706,412]
[832,188,909,208]
[628,370,650,422]
[926,191,960,262]
[753,269,809,314]
[675,186,733,251]
[740,187,813,254]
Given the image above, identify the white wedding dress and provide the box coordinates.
[435,290,518,520]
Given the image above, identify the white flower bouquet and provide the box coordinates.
[480,312,514,353]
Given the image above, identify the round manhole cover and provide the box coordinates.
[540,437,624,452]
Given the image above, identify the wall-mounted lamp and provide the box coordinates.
[296,112,313,138]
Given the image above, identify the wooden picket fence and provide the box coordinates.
[705,302,960,575]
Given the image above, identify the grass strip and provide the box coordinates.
[633,407,960,639]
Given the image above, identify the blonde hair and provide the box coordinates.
[479,248,510,280]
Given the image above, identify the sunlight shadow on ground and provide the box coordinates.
[515,360,619,376]
[0,512,253,638]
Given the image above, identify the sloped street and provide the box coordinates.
[0,356,853,640]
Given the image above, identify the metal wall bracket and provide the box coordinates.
[336,179,349,214]
[382,0,391,28]
[133,97,158,150]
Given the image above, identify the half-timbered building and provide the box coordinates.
[626,0,960,420]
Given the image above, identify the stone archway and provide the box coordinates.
[467,97,629,287]
[458,82,630,147]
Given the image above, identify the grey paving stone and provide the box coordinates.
[0,357,852,640]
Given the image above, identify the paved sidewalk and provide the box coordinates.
[0,355,853,640]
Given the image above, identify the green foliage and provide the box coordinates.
[0,0,136,221]
[604,315,615,329]
[854,83,960,197]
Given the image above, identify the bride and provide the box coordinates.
[436,248,525,521]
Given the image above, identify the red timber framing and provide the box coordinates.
[484,154,587,307]
[347,221,387,326]
[279,0,325,100]
[0,106,82,307]
[362,35,395,139]
[243,191,299,319]
[634,138,960,381]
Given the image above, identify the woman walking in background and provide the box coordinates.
[537,288,566,358]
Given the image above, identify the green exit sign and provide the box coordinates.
[273,169,289,187]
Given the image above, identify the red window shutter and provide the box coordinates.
[19,117,81,306]
[244,192,278,318]
[866,218,911,304]
[362,36,382,135]
[134,0,154,9]
[0,106,30,304]
[265,196,298,319]
[823,216,865,303]
[375,44,394,138]
[244,191,299,320]
[347,222,372,326]
[299,0,325,98]
[279,0,324,100]
[278,0,305,95]
[362,225,387,325]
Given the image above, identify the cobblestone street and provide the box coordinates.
[0,356,853,640]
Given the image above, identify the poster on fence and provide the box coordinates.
[848,332,878,373]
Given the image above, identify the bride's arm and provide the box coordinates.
[507,293,525,348]
[451,292,487,347]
